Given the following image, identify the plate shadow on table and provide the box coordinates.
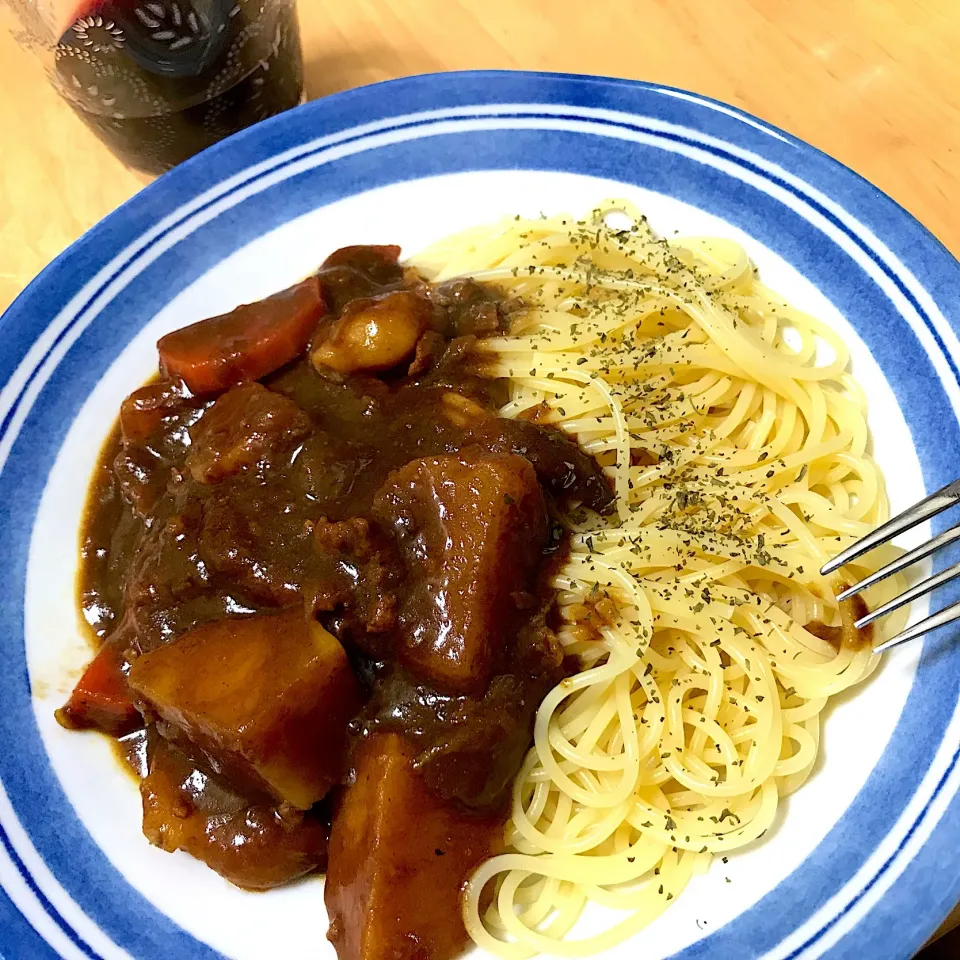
[918,926,960,958]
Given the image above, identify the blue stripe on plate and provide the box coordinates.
[0,821,101,960]
[0,856,65,960]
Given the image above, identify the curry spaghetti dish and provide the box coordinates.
[414,201,909,956]
[58,202,905,960]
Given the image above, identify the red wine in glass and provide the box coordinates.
[52,0,303,174]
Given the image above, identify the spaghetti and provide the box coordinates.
[412,201,909,957]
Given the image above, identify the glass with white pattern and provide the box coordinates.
[2,0,304,174]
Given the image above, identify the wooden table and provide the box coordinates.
[4,0,960,314]
[1,0,959,952]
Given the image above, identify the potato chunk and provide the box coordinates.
[311,290,431,376]
[325,734,503,960]
[373,451,548,694]
[128,609,360,809]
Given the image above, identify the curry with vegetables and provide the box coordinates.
[58,245,613,960]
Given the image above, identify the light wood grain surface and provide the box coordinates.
[4,0,960,313]
[1,0,960,949]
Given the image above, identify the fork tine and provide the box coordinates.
[873,596,960,653]
[855,559,960,629]
[820,477,960,575]
[836,520,960,601]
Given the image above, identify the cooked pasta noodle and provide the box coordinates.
[410,201,909,957]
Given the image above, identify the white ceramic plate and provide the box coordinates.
[3,71,960,960]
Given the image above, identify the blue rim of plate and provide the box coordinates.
[2,69,960,960]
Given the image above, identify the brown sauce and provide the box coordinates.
[59,245,614,960]
[805,590,873,651]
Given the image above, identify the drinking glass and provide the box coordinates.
[3,0,304,174]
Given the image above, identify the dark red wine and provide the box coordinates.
[53,0,303,174]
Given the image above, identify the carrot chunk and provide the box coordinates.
[158,276,325,394]
[55,642,141,738]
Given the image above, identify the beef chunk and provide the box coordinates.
[120,378,195,444]
[406,330,447,377]
[311,517,403,654]
[113,445,168,519]
[122,499,219,649]
[141,731,328,890]
[428,278,507,337]
[198,480,316,606]
[316,245,404,315]
[128,609,361,809]
[367,666,562,809]
[187,382,311,484]
[373,451,548,694]
[468,417,615,514]
[325,734,503,960]
[114,380,204,517]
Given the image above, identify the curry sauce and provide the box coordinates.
[60,245,613,960]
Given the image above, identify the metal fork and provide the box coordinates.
[820,478,960,653]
